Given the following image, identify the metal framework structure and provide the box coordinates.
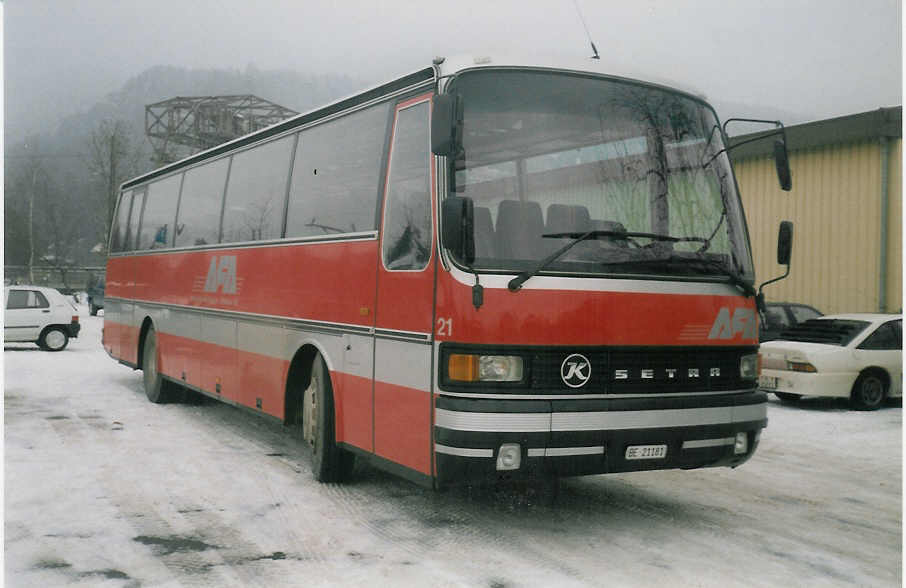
[145,95,298,165]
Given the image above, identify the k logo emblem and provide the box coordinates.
[561,353,592,388]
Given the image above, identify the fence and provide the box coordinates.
[4,266,106,294]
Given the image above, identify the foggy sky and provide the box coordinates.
[4,0,902,142]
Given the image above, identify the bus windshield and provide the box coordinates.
[445,69,754,282]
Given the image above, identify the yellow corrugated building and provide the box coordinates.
[731,107,902,315]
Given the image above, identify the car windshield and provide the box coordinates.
[777,318,870,346]
[444,69,754,281]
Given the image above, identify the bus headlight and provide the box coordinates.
[740,353,758,380]
[448,354,524,382]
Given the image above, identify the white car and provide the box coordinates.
[759,314,902,410]
[4,285,81,351]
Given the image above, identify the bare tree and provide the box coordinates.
[87,119,142,251]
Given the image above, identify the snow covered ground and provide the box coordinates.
[4,308,902,587]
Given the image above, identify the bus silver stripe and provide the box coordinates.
[435,404,766,433]
[682,437,736,449]
[436,389,754,400]
[551,404,766,431]
[528,446,605,457]
[434,444,494,458]
[107,296,374,336]
[435,409,551,432]
[448,265,741,296]
[106,231,378,257]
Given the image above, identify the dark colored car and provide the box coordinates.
[760,302,823,342]
[87,280,105,316]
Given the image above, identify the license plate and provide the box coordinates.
[625,444,667,460]
[759,376,778,390]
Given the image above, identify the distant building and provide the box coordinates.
[731,107,902,314]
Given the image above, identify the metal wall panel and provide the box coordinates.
[735,138,902,315]
[886,139,902,312]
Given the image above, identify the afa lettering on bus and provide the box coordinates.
[708,307,757,340]
[203,255,238,295]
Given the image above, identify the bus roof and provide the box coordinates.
[433,54,706,100]
[123,66,435,190]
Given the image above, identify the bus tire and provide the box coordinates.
[304,353,354,483]
[142,325,177,404]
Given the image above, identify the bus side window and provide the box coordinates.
[382,100,431,271]
[221,134,295,243]
[125,188,146,252]
[285,101,390,238]
[110,190,134,253]
[175,157,230,248]
[136,173,182,250]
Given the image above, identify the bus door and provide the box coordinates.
[373,95,436,476]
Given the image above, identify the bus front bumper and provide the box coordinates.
[433,391,767,486]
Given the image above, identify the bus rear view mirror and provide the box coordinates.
[441,196,475,265]
[774,140,792,191]
[722,118,792,192]
[757,220,794,311]
[777,220,793,265]
[431,94,463,157]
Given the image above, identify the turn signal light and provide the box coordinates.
[787,361,817,373]
[448,354,524,382]
[448,354,479,382]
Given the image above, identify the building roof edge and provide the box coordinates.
[730,106,902,160]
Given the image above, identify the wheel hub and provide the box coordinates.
[862,378,883,404]
[45,330,66,350]
[303,376,318,448]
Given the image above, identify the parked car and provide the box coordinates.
[759,314,902,410]
[4,285,81,351]
[760,302,823,342]
[87,280,105,316]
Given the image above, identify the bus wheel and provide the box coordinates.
[303,353,354,483]
[142,325,176,404]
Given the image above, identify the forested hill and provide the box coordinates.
[4,65,364,269]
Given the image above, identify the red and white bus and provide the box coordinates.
[104,56,792,489]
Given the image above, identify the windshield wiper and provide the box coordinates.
[508,229,606,291]
[508,230,711,291]
[677,257,755,297]
[599,255,757,298]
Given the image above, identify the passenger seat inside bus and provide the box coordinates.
[545,204,592,255]
[496,200,544,260]
[591,219,630,247]
[545,204,592,235]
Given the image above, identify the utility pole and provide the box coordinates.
[107,130,118,245]
[28,165,37,283]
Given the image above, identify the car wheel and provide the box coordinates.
[851,370,887,411]
[774,392,802,403]
[142,326,177,403]
[38,327,69,351]
[302,353,354,483]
